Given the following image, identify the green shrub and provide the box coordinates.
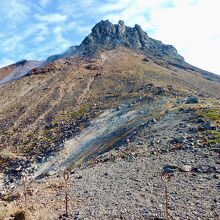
[207,130,220,144]
[68,106,88,118]
[200,109,220,121]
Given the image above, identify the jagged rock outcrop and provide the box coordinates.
[47,20,184,63]
[45,20,220,83]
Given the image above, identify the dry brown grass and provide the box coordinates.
[0,47,219,165]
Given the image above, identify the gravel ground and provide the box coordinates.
[70,150,219,220]
[0,100,219,220]
[7,147,218,220]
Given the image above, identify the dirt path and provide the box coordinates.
[9,86,57,131]
[76,76,95,106]
[76,61,104,108]
[32,61,103,127]
[30,69,79,129]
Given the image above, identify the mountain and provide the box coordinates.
[0,20,220,219]
[1,20,219,84]
[47,20,184,63]
[47,20,220,83]
[0,60,44,84]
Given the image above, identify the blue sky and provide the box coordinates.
[0,0,220,74]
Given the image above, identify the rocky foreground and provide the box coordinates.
[0,97,219,220]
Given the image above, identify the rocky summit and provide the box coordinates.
[48,20,183,63]
[0,20,220,220]
[48,20,220,84]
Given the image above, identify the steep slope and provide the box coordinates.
[0,60,44,84]
[0,48,219,172]
[0,20,220,219]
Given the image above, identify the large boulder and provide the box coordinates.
[186,96,199,104]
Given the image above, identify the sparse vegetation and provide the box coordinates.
[27,132,34,138]
[199,109,220,122]
[206,130,220,144]
[67,105,88,118]
[51,120,59,127]
[1,193,19,202]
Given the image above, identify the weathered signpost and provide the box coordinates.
[161,172,172,220]
[23,175,28,205]
[63,169,70,217]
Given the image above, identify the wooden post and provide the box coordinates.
[63,170,70,217]
[23,176,28,205]
[164,184,169,220]
[161,173,171,220]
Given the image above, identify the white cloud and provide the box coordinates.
[34,13,67,23]
[0,0,30,23]
[51,26,72,53]
[101,0,164,31]
[149,0,220,74]
[1,23,49,53]
[53,27,68,44]
[2,36,22,53]
[99,0,133,13]
[81,0,95,7]
[39,0,51,7]
[67,22,91,34]
[0,58,16,67]
[34,24,49,43]
[96,0,220,74]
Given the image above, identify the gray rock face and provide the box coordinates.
[80,20,185,62]
[201,121,216,130]
[193,165,217,173]
[47,20,184,63]
[179,165,192,172]
[186,96,199,104]
[172,136,187,143]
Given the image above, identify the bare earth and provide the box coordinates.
[0,48,219,219]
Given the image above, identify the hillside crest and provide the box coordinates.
[47,20,184,62]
